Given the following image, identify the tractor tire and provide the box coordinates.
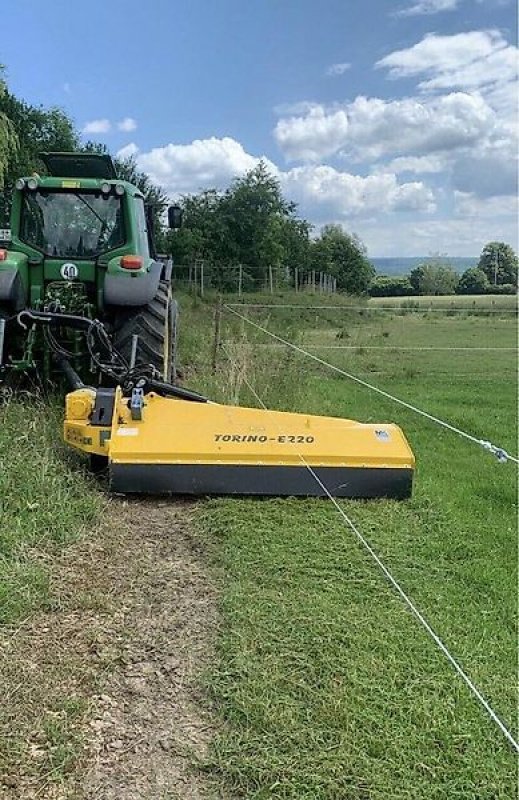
[0,306,20,392]
[113,281,178,383]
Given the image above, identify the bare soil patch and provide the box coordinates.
[0,498,221,800]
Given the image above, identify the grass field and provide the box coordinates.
[368,293,517,310]
[0,291,516,797]
[179,293,518,798]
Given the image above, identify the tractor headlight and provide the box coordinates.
[115,184,125,196]
[15,179,25,190]
[101,182,111,194]
[27,178,39,190]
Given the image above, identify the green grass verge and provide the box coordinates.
[181,294,517,799]
[369,294,517,310]
[0,396,104,624]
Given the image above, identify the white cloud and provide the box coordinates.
[132,135,435,222]
[453,191,518,217]
[376,30,517,97]
[63,82,71,94]
[136,136,276,196]
[394,0,459,16]
[371,30,518,198]
[274,92,494,162]
[326,62,351,76]
[274,106,349,161]
[116,142,139,159]
[117,117,137,132]
[82,118,111,134]
[281,165,436,217]
[378,154,448,174]
[451,146,518,197]
[273,27,517,201]
[347,92,494,159]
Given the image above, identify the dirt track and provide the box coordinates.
[0,499,221,799]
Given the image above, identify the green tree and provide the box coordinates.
[218,161,295,277]
[0,90,79,179]
[409,261,459,295]
[0,89,79,224]
[311,224,374,294]
[165,162,311,290]
[456,267,490,295]
[167,190,226,263]
[0,70,18,190]
[477,242,518,286]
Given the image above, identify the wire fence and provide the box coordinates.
[169,261,517,314]
[225,302,519,314]
[171,262,337,296]
[223,304,518,464]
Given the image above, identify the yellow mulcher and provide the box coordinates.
[7,310,416,499]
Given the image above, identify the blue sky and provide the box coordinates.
[2,0,518,256]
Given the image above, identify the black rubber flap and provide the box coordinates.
[110,464,413,500]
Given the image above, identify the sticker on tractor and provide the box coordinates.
[61,180,81,188]
[61,263,79,280]
[0,229,11,241]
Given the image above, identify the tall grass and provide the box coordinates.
[0,395,103,623]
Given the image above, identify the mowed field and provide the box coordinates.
[369,293,518,310]
[181,293,518,798]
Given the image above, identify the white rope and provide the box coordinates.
[226,302,518,314]
[220,342,518,753]
[225,306,518,465]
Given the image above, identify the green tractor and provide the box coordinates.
[0,152,181,383]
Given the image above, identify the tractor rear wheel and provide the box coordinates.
[113,281,178,383]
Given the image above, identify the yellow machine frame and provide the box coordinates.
[64,387,415,498]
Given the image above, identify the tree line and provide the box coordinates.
[165,163,375,294]
[371,243,518,297]
[0,67,516,297]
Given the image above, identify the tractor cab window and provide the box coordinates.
[20,190,125,258]
[134,197,150,260]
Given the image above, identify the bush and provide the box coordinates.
[456,267,489,295]
[487,283,517,295]
[369,275,415,297]
[409,262,459,295]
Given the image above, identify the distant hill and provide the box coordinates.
[371,257,477,276]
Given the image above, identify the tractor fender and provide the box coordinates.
[0,269,25,311]
[104,260,162,307]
